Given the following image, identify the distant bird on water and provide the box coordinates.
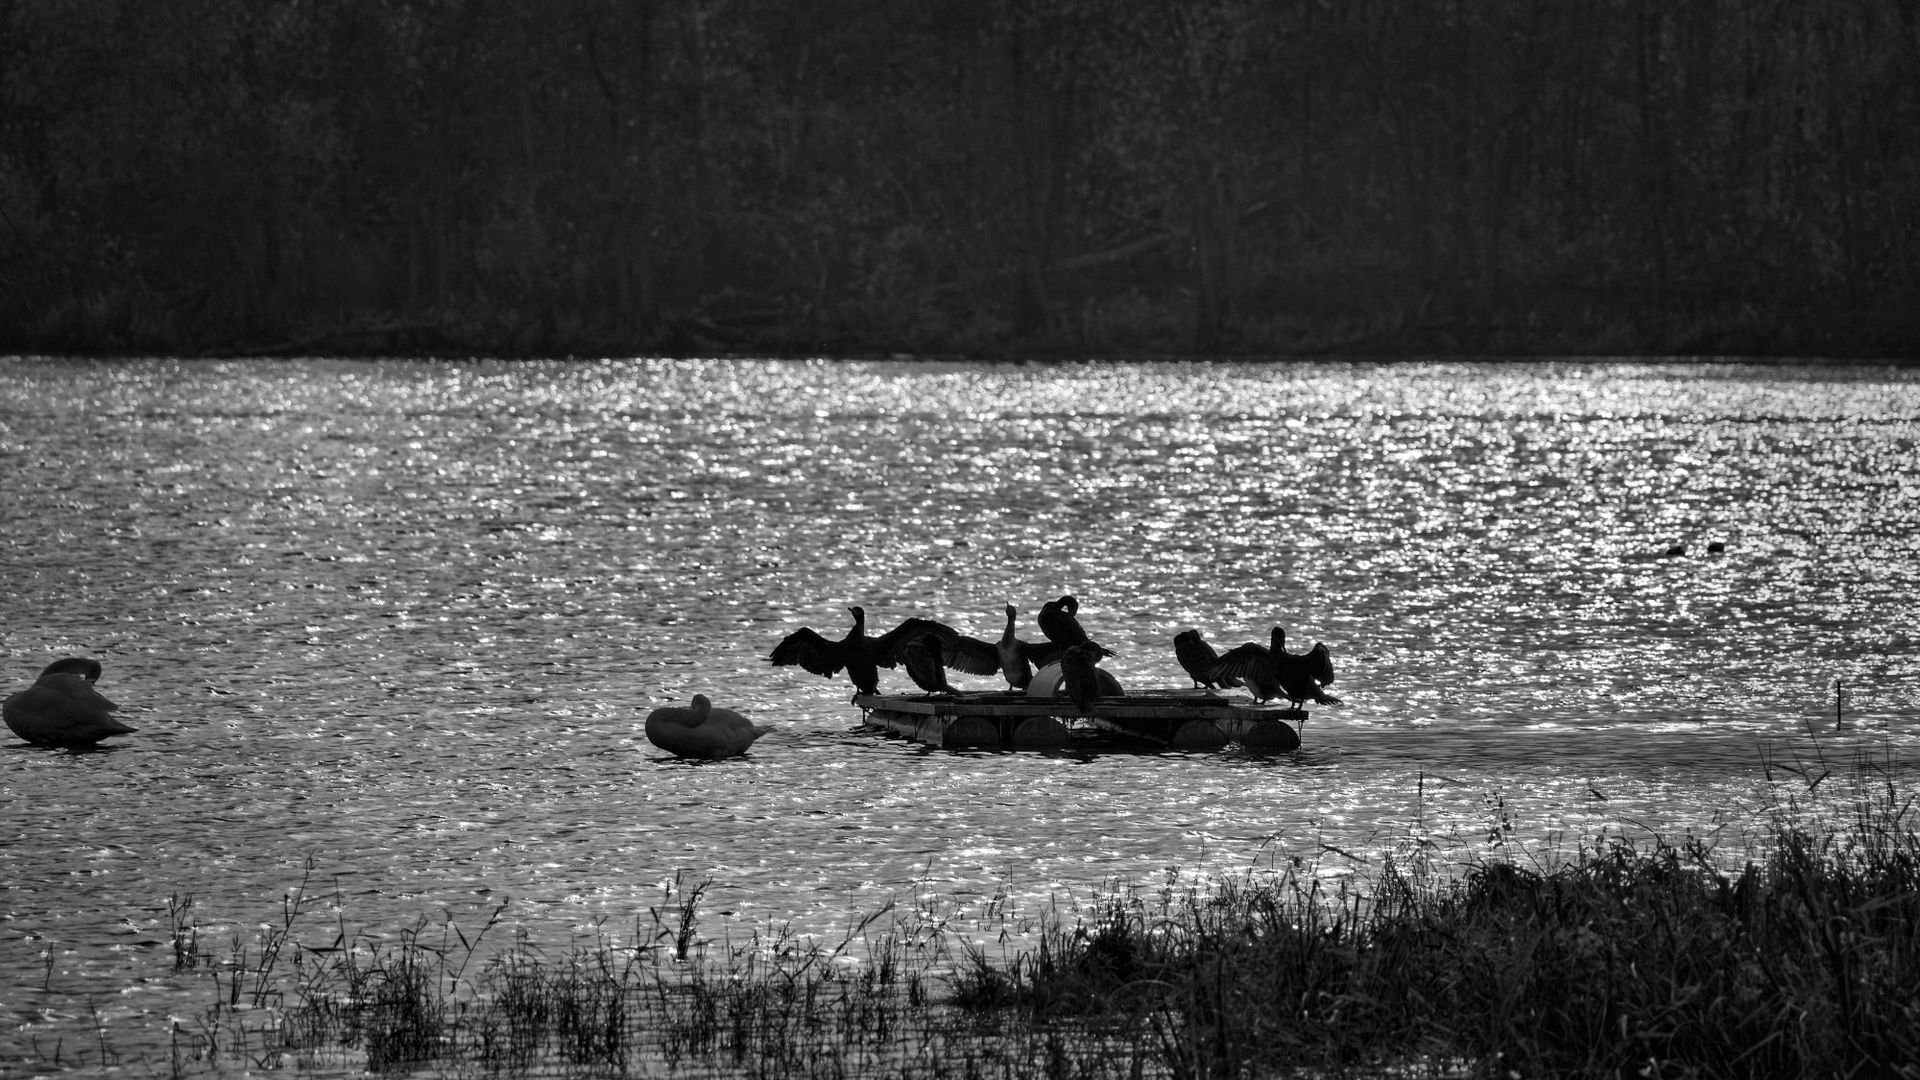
[1208,627,1340,709]
[769,606,961,700]
[1058,645,1107,714]
[644,694,771,759]
[1038,595,1116,659]
[1173,629,1243,691]
[4,658,138,748]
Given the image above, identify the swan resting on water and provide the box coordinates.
[644,694,772,759]
[4,658,138,748]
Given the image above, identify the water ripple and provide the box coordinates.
[3,356,1918,1067]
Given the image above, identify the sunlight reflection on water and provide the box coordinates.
[2,355,1918,1069]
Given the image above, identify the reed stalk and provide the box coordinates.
[89,752,1920,1078]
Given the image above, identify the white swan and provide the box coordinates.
[644,694,771,758]
[5,658,138,748]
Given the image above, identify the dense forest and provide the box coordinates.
[5,0,1918,358]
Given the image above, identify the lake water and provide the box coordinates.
[2,356,1917,1073]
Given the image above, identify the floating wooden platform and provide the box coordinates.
[853,689,1303,753]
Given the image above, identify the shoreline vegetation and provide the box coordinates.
[14,295,1920,364]
[7,5,1919,362]
[40,750,1920,1079]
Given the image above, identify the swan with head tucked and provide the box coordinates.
[5,658,137,748]
[644,694,772,759]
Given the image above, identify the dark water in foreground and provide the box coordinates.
[2,356,1916,1073]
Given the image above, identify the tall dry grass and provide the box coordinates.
[102,751,1920,1078]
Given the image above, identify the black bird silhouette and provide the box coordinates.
[902,633,960,695]
[928,618,1003,685]
[993,604,1067,690]
[1037,595,1115,659]
[1208,626,1340,709]
[4,658,138,748]
[1173,629,1243,690]
[769,606,959,700]
[1058,645,1106,714]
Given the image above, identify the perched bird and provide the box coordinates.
[1058,645,1106,714]
[769,606,958,699]
[1037,595,1116,659]
[902,633,960,695]
[926,617,1003,685]
[1173,629,1243,690]
[1276,638,1339,708]
[4,658,137,749]
[1208,627,1341,709]
[993,604,1065,690]
[644,694,771,759]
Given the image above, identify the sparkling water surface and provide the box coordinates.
[2,356,1917,1071]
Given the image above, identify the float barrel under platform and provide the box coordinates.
[853,690,1301,752]
[863,707,1069,749]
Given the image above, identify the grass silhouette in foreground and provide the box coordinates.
[117,751,1920,1078]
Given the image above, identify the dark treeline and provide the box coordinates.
[5,0,1918,358]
